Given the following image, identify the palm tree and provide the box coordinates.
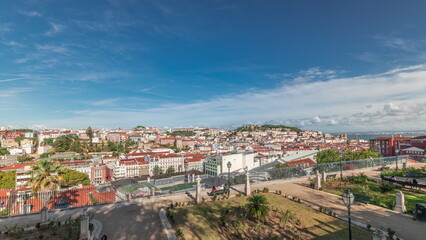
[245,194,270,221]
[27,159,64,206]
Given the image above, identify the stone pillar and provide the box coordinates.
[321,171,327,182]
[195,176,201,204]
[192,174,195,183]
[402,162,407,170]
[40,206,49,228]
[315,173,321,190]
[147,177,150,183]
[80,208,90,240]
[372,230,387,240]
[245,168,251,196]
[395,191,406,213]
[151,187,155,196]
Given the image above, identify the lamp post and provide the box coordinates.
[227,161,232,198]
[395,148,400,170]
[339,152,344,180]
[342,189,354,240]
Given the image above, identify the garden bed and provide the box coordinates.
[167,193,372,240]
[321,174,426,213]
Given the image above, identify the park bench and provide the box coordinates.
[326,174,337,179]
[381,175,426,190]
[353,193,370,205]
[207,189,227,196]
[406,172,426,179]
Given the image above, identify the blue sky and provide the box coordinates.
[1,0,426,132]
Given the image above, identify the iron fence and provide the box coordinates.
[0,186,116,217]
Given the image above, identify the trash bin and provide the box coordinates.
[416,203,426,222]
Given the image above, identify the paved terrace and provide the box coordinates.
[1,162,425,240]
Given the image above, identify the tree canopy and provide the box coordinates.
[0,147,10,155]
[0,171,16,189]
[316,149,382,164]
[153,165,163,175]
[60,168,90,187]
[235,124,302,133]
[167,130,195,137]
[27,159,64,193]
[166,166,175,174]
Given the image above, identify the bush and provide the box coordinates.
[379,183,395,193]
[388,228,396,238]
[263,187,269,193]
[309,179,315,188]
[176,227,185,240]
[348,173,368,183]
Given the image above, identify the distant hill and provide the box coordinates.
[235,124,302,133]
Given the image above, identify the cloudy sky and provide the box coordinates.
[1,0,426,132]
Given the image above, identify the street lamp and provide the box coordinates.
[227,161,232,198]
[395,148,400,170]
[339,152,344,180]
[342,189,354,240]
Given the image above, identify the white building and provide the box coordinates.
[148,154,185,175]
[204,151,256,176]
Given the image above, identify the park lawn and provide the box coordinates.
[120,182,159,193]
[322,179,426,212]
[170,193,372,240]
[160,180,206,192]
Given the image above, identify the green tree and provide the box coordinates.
[60,169,90,187]
[17,155,34,163]
[0,171,16,189]
[27,159,63,194]
[39,153,50,158]
[14,136,25,147]
[166,166,175,174]
[316,150,341,163]
[86,126,94,143]
[245,194,270,221]
[42,138,54,146]
[153,165,163,175]
[0,147,10,155]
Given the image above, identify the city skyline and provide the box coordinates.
[1,1,426,131]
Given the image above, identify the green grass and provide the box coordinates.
[120,182,158,193]
[160,180,206,192]
[322,179,426,212]
[170,193,372,240]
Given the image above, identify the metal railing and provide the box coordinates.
[0,155,409,218]
[0,186,116,217]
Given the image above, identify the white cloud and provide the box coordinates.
[265,67,339,84]
[14,58,29,64]
[45,23,64,36]
[20,11,42,17]
[3,41,24,47]
[90,98,122,106]
[12,64,426,131]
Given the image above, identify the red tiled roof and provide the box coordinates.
[0,163,35,170]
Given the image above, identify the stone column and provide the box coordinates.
[395,191,406,213]
[195,176,201,204]
[151,187,155,196]
[315,173,321,190]
[80,208,90,240]
[40,206,49,228]
[245,168,251,196]
[192,174,195,183]
[147,177,150,183]
[321,171,327,182]
[372,229,387,240]
[402,162,407,170]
